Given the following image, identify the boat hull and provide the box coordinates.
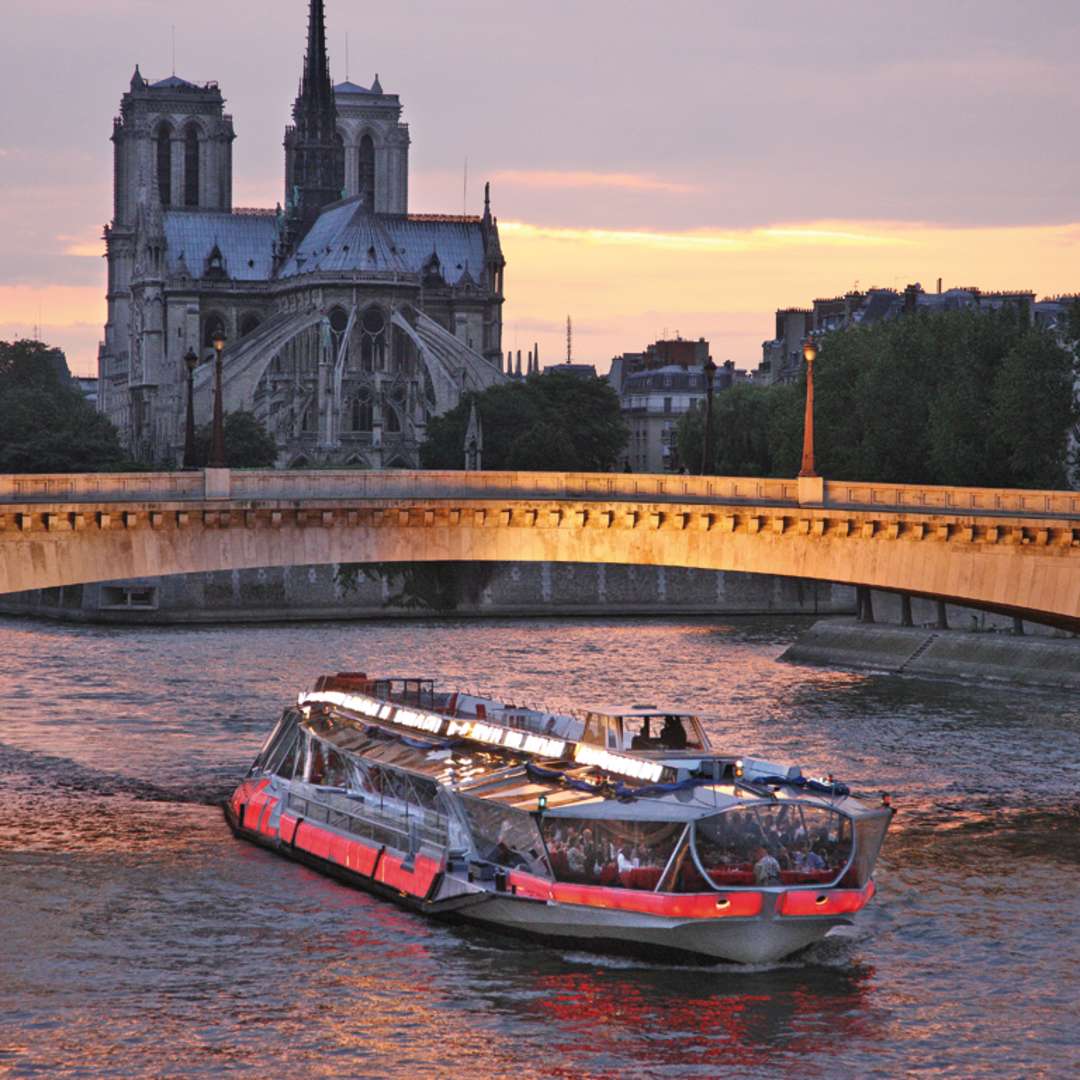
[224,793,870,966]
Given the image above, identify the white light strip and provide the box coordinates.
[573,743,664,783]
[298,691,568,761]
[299,691,664,784]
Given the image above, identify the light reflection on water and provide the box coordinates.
[1,614,1079,1078]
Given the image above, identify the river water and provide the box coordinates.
[1,614,1077,1078]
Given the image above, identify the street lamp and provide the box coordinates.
[701,357,717,475]
[799,337,818,478]
[182,348,199,469]
[208,329,227,469]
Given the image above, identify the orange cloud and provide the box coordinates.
[499,218,1080,371]
[492,170,701,195]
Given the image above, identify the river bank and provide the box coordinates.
[781,617,1080,691]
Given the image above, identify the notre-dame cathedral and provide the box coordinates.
[98,0,506,467]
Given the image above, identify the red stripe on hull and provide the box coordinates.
[509,872,764,919]
[776,880,875,917]
[375,852,443,898]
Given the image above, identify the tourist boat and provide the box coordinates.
[225,674,893,964]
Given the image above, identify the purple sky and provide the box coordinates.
[3,0,1079,374]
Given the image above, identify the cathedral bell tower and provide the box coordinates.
[284,0,345,245]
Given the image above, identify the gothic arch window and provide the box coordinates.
[156,122,173,206]
[301,403,315,432]
[239,312,261,338]
[359,134,375,212]
[359,305,386,372]
[384,404,402,434]
[184,124,201,207]
[350,395,373,432]
[202,312,226,350]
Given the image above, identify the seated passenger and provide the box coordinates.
[796,845,826,871]
[630,719,653,750]
[659,715,688,750]
[753,845,781,885]
[616,845,638,873]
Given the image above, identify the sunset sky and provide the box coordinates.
[3,0,1080,376]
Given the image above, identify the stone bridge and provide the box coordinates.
[1,469,1079,630]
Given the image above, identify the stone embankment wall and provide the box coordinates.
[0,563,855,625]
[783,617,1080,691]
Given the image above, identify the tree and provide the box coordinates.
[421,370,628,471]
[0,339,131,473]
[192,410,279,468]
[676,382,802,477]
[674,308,1078,489]
[989,330,1078,489]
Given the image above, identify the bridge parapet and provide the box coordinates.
[2,469,1078,518]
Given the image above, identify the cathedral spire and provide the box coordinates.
[302,0,332,104]
[285,0,345,246]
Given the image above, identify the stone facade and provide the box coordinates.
[98,0,506,468]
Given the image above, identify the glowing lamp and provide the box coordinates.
[734,759,744,779]
[802,339,818,365]
[537,795,548,813]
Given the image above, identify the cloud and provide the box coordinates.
[492,170,702,195]
[499,220,916,253]
[59,233,103,257]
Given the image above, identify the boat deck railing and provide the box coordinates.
[287,788,450,852]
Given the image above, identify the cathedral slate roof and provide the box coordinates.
[277,196,487,283]
[163,211,278,281]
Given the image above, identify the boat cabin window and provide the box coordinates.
[275,729,302,780]
[581,714,607,746]
[688,804,853,890]
[539,816,684,890]
[622,714,703,752]
[459,796,550,877]
[253,711,290,771]
[841,812,891,888]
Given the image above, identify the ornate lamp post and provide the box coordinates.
[701,357,717,475]
[799,338,818,478]
[208,330,227,469]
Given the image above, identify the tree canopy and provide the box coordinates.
[191,410,279,468]
[421,370,628,471]
[0,339,131,473]
[676,308,1079,489]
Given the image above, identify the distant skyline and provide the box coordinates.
[3,0,1080,376]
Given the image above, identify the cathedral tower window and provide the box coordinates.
[359,134,375,212]
[156,122,173,206]
[184,124,201,207]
